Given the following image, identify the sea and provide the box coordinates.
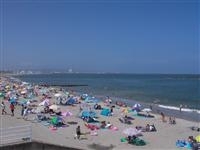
[16,73,200,112]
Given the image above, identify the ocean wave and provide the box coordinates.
[158,105,200,114]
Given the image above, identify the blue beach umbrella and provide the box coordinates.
[9,98,16,104]
[0,92,4,97]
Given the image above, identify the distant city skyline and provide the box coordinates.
[0,0,199,74]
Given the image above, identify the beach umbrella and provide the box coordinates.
[39,99,50,106]
[142,108,152,112]
[9,98,16,104]
[122,108,129,114]
[62,111,73,117]
[133,103,141,108]
[49,104,60,111]
[54,93,62,97]
[0,92,4,97]
[22,82,29,85]
[5,85,10,89]
[21,90,27,94]
[123,127,141,136]
[132,103,141,112]
[35,106,45,113]
[195,135,200,142]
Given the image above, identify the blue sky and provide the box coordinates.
[0,0,199,74]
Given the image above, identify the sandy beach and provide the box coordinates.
[0,76,199,150]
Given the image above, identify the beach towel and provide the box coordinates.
[85,123,100,130]
[49,126,57,131]
[120,138,127,142]
[90,130,98,136]
[176,140,192,148]
[100,108,110,116]
[110,126,118,131]
[131,138,146,146]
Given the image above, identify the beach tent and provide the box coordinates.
[100,108,110,116]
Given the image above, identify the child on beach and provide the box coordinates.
[1,101,7,115]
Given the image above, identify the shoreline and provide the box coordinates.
[6,74,200,122]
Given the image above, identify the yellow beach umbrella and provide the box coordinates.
[5,85,10,89]
[122,108,129,114]
[195,135,200,142]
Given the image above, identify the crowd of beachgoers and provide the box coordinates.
[0,75,199,150]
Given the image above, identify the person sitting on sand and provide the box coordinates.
[44,106,50,113]
[101,121,106,128]
[146,124,150,132]
[172,117,176,124]
[169,116,176,124]
[188,136,198,150]
[149,124,156,131]
[105,121,112,128]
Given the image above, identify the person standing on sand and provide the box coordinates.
[21,104,25,116]
[23,106,28,120]
[179,104,183,112]
[1,101,7,115]
[10,103,15,116]
[160,112,165,122]
[76,125,81,140]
